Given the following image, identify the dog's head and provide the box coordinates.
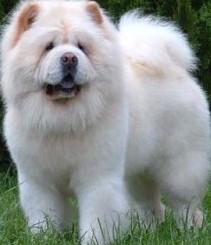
[1,1,124,132]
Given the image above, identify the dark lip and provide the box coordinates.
[45,74,81,97]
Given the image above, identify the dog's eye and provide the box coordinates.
[45,42,54,51]
[77,42,87,54]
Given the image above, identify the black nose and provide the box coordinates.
[60,52,78,73]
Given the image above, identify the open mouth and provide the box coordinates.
[45,74,81,99]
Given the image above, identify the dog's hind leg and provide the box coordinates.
[161,152,209,228]
[126,174,165,228]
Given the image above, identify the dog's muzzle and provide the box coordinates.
[45,52,81,99]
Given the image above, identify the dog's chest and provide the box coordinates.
[33,135,83,177]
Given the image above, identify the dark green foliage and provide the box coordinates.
[0,99,10,171]
[0,0,211,171]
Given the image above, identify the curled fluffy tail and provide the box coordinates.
[118,11,196,74]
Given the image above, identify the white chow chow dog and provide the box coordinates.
[1,0,210,244]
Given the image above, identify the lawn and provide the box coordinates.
[0,171,211,245]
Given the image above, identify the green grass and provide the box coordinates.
[1,171,211,245]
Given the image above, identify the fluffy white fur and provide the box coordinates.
[1,1,210,244]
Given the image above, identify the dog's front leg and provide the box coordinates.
[76,177,130,245]
[19,172,71,233]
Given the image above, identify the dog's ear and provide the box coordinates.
[86,1,104,24]
[13,2,40,46]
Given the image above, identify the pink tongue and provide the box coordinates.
[60,80,75,89]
